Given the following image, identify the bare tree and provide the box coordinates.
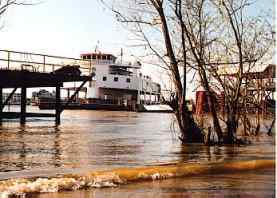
[209,0,275,142]
[0,0,34,28]
[100,0,274,144]
[171,0,225,143]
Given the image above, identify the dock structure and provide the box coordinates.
[219,64,276,115]
[0,49,94,125]
[194,64,275,115]
[242,64,275,115]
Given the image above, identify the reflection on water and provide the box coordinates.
[0,107,275,178]
[0,108,182,175]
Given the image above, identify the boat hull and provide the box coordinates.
[39,102,132,111]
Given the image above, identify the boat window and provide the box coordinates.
[103,76,107,81]
[114,77,118,82]
[92,55,96,59]
[126,78,131,83]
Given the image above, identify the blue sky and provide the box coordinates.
[0,0,274,58]
[0,0,129,57]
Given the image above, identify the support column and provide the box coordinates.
[137,80,141,105]
[67,88,70,100]
[76,92,79,102]
[137,91,141,105]
[144,92,146,104]
[55,86,61,125]
[0,88,2,125]
[20,87,27,124]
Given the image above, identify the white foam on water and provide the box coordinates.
[0,176,120,197]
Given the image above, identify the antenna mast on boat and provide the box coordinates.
[95,40,100,53]
[120,48,123,64]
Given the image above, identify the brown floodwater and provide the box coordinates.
[28,168,275,198]
[0,106,275,197]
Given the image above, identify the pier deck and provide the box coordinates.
[0,69,91,88]
[0,49,94,125]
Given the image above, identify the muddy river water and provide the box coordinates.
[0,108,275,197]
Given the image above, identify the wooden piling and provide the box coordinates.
[55,86,61,125]
[67,88,70,100]
[20,87,27,124]
[0,88,2,124]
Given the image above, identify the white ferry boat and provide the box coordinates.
[79,52,161,111]
[35,51,164,111]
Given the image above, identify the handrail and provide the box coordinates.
[0,49,94,75]
[0,49,86,62]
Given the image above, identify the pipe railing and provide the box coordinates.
[0,49,94,76]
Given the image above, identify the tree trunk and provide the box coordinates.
[267,118,275,136]
[225,106,237,143]
[154,2,203,143]
[174,90,203,143]
[255,108,261,136]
